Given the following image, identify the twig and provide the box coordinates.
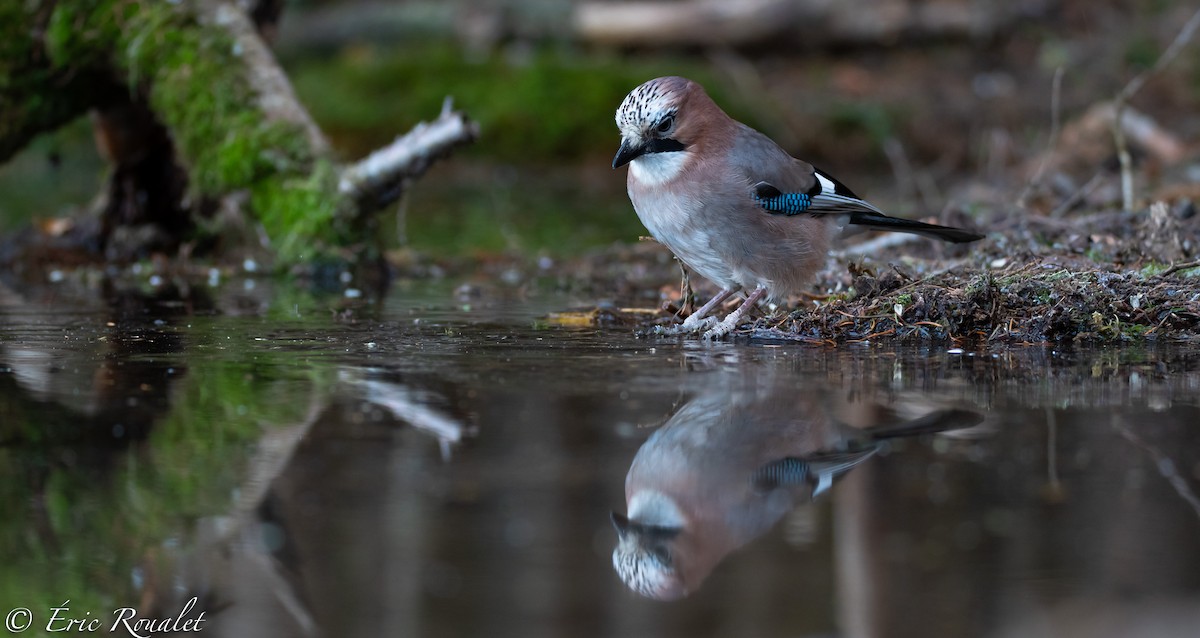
[1046,408,1061,495]
[884,137,918,205]
[1111,6,1200,211]
[1114,417,1200,523]
[1049,171,1105,218]
[836,231,920,257]
[1017,66,1064,209]
[339,97,479,211]
[884,258,971,296]
[1156,259,1200,279]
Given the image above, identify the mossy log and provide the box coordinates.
[0,0,477,264]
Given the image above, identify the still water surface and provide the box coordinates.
[2,281,1199,637]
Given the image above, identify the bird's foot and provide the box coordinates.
[655,315,719,336]
[700,314,743,340]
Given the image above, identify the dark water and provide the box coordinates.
[2,280,1199,638]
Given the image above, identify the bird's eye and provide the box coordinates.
[656,116,674,134]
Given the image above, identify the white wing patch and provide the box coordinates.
[811,169,885,215]
[815,171,837,195]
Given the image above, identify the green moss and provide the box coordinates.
[1043,269,1074,283]
[1139,262,1169,277]
[113,5,305,192]
[43,1,105,66]
[0,2,110,161]
[1122,323,1151,338]
[251,159,346,261]
[113,3,345,261]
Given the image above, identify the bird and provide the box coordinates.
[612,76,984,339]
[611,379,984,600]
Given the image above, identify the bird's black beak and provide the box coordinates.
[612,139,644,169]
[611,511,633,538]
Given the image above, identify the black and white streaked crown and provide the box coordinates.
[615,77,687,139]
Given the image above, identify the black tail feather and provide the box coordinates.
[864,408,987,440]
[846,211,984,244]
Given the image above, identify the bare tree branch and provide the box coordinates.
[1112,6,1200,211]
[1017,66,1064,210]
[339,98,480,210]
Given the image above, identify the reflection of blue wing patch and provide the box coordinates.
[751,458,809,491]
[753,182,812,216]
[752,448,879,497]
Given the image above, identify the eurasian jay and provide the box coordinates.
[613,76,983,339]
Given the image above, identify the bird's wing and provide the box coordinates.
[727,125,877,214]
[729,126,983,243]
[750,447,879,497]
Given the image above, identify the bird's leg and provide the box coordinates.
[702,286,767,340]
[679,288,734,331]
[676,258,694,318]
[657,288,734,335]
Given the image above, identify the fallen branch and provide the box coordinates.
[202,0,330,154]
[573,0,808,47]
[2,1,480,265]
[276,0,1047,51]
[572,0,1040,47]
[339,97,480,210]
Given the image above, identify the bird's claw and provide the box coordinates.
[655,315,719,336]
[700,317,739,340]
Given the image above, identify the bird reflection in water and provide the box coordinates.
[611,382,984,600]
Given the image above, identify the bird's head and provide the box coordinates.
[612,76,718,180]
[611,511,688,600]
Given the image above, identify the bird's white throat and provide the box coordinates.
[630,151,689,186]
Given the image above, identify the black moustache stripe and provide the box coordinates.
[645,138,687,154]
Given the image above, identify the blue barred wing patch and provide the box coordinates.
[754,191,812,216]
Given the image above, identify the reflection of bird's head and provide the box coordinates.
[610,487,697,601]
[610,511,687,601]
